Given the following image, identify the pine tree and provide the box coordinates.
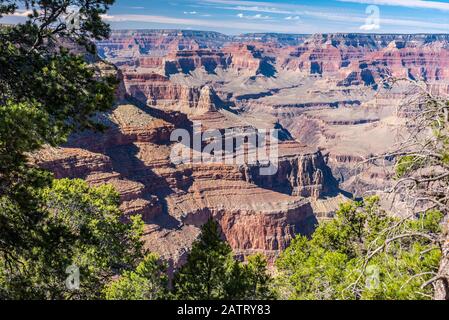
[276,197,442,300]
[104,254,168,300]
[0,1,155,299]
[243,254,276,300]
[173,219,233,300]
[173,219,276,300]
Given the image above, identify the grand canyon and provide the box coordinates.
[31,29,449,274]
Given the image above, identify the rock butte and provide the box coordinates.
[33,31,449,271]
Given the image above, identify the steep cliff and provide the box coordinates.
[32,99,339,269]
[34,31,449,272]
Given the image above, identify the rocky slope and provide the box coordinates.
[33,30,449,272]
[96,29,449,197]
[32,78,341,270]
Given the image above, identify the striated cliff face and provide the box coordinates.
[126,75,200,111]
[196,86,219,112]
[241,142,336,199]
[174,192,316,261]
[280,44,344,75]
[32,95,339,269]
[33,146,162,222]
[167,177,318,252]
[123,72,222,115]
[104,32,449,108]
[96,31,449,194]
[222,44,266,75]
[278,33,449,81]
[96,30,230,58]
[33,31,449,273]
[165,49,228,74]
[339,41,449,86]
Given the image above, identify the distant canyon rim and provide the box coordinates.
[32,30,449,272]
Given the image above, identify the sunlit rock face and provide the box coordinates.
[32,31,449,268]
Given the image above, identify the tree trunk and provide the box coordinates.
[434,258,449,299]
[435,230,449,300]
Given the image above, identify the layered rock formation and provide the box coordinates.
[98,31,449,191]
[96,30,230,59]
[124,72,201,111]
[32,98,339,269]
[165,49,228,74]
[123,72,222,115]
[33,30,449,272]
[222,43,276,76]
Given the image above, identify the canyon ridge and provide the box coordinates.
[32,30,449,272]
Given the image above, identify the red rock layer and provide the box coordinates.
[32,100,335,267]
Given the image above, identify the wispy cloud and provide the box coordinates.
[285,16,301,21]
[183,11,211,17]
[380,16,449,29]
[360,23,380,31]
[202,0,449,31]
[201,0,306,14]
[101,13,297,33]
[9,9,33,17]
[201,0,278,6]
[94,0,449,34]
[211,5,299,15]
[237,13,271,19]
[338,0,449,11]
[302,9,449,30]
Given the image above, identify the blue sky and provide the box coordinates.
[105,0,449,34]
[3,0,449,34]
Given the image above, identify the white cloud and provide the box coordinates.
[9,9,33,17]
[96,0,449,34]
[202,0,278,6]
[285,16,301,21]
[203,0,449,29]
[360,23,380,30]
[236,13,271,19]
[302,9,449,30]
[100,14,296,33]
[100,14,115,20]
[201,0,305,14]
[221,5,296,15]
[338,0,449,11]
[206,0,449,12]
[183,11,198,15]
[380,16,449,29]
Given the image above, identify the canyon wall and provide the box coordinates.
[33,31,449,271]
[32,98,338,269]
